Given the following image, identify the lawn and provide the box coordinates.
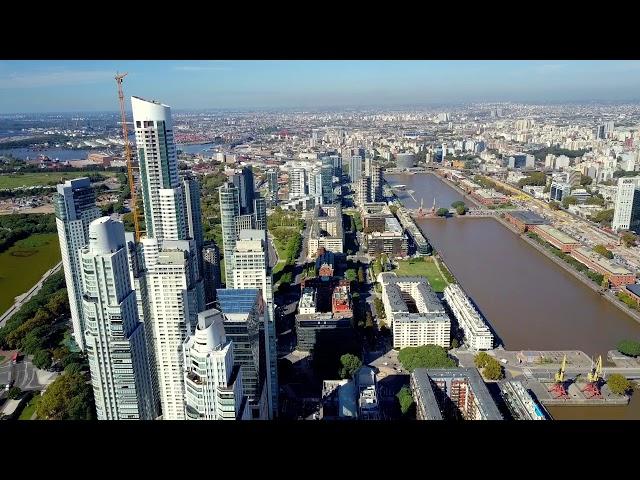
[18,395,40,420]
[395,257,449,292]
[0,355,5,363]
[0,233,61,313]
[0,172,116,189]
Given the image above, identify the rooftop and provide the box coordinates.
[507,210,547,225]
[573,247,634,275]
[535,224,579,244]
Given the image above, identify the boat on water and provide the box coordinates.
[392,184,407,190]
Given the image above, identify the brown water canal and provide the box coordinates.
[387,173,640,419]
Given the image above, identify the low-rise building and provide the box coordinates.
[410,368,503,420]
[298,287,317,314]
[530,224,580,253]
[315,248,335,278]
[378,272,450,349]
[471,188,509,206]
[308,204,344,257]
[504,210,547,233]
[571,247,636,287]
[443,284,493,350]
[499,381,547,420]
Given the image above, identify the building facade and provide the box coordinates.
[612,176,640,233]
[80,218,154,420]
[54,177,101,350]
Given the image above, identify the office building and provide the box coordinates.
[508,153,535,169]
[396,153,416,169]
[320,365,379,420]
[202,243,222,306]
[253,195,267,230]
[410,368,503,420]
[320,164,334,204]
[266,168,279,197]
[219,182,240,287]
[612,176,640,233]
[217,288,270,420]
[348,155,363,183]
[377,273,450,349]
[289,168,307,199]
[308,204,344,256]
[231,166,256,215]
[232,230,277,418]
[443,284,493,351]
[183,309,248,420]
[132,96,187,241]
[355,176,371,206]
[143,239,202,420]
[80,217,154,420]
[54,177,101,350]
[296,313,354,352]
[181,174,204,255]
[370,163,383,202]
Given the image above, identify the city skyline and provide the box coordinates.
[2,60,640,113]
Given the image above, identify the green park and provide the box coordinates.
[394,256,451,292]
[0,233,61,313]
[0,171,117,190]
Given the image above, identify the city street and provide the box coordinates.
[0,354,59,391]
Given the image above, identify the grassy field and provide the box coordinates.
[0,233,61,313]
[18,396,40,420]
[395,257,448,292]
[0,171,116,189]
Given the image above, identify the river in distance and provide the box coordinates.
[386,172,640,419]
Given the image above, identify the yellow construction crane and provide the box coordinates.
[549,354,568,398]
[115,72,143,242]
[555,354,567,383]
[587,355,603,384]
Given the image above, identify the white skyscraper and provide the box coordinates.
[233,229,277,418]
[143,238,201,420]
[612,176,640,232]
[289,168,307,199]
[219,182,240,288]
[80,217,154,420]
[132,95,187,241]
[183,309,248,420]
[54,177,101,350]
[370,163,383,202]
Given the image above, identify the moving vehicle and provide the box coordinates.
[11,352,19,364]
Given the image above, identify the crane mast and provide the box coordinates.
[115,72,143,242]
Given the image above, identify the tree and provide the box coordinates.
[455,204,467,216]
[562,195,578,209]
[580,174,593,186]
[398,345,456,372]
[8,386,22,400]
[396,385,414,417]
[357,267,365,284]
[36,372,95,420]
[607,373,632,396]
[339,353,362,379]
[617,340,640,357]
[33,349,52,370]
[451,201,466,209]
[549,201,560,210]
[373,297,386,319]
[436,208,449,217]
[622,231,637,248]
[345,269,357,282]
[451,338,460,349]
[474,352,492,369]
[483,359,504,380]
[593,244,614,259]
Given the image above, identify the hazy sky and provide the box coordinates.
[1,60,640,113]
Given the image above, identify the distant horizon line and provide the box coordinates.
[3,99,640,116]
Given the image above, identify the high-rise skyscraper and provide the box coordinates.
[217,288,270,420]
[232,229,277,418]
[132,96,187,241]
[355,176,371,206]
[266,168,279,197]
[349,155,363,183]
[80,217,154,420]
[143,238,201,420]
[232,166,256,215]
[182,174,204,255]
[289,168,307,199]
[202,243,222,306]
[219,182,241,288]
[370,163,383,202]
[612,177,640,232]
[254,195,267,230]
[54,177,101,350]
[183,308,248,420]
[320,164,334,204]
